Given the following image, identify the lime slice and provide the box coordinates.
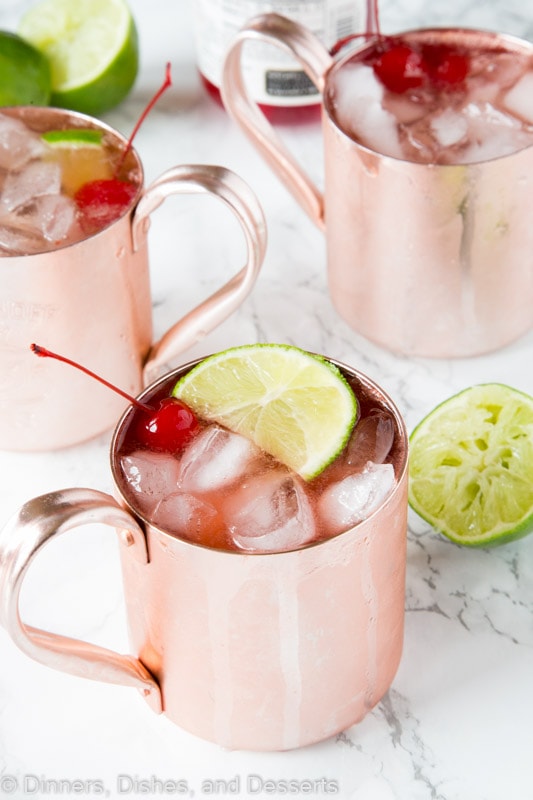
[41,128,112,195]
[19,0,139,116]
[41,129,104,147]
[0,30,51,106]
[172,344,358,480]
[409,383,533,547]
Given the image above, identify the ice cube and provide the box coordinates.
[224,469,316,553]
[25,194,77,242]
[0,160,61,214]
[383,91,428,125]
[152,491,225,545]
[0,113,46,171]
[178,425,261,493]
[0,219,43,255]
[460,101,532,163]
[430,108,469,148]
[344,410,395,471]
[317,461,395,537]
[330,63,403,159]
[502,70,533,124]
[119,450,181,515]
[401,116,439,163]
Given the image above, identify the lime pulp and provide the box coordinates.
[172,344,358,481]
[408,383,533,546]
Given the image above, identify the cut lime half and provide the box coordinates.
[19,0,138,116]
[172,344,358,481]
[409,383,533,547]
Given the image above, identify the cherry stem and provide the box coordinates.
[366,0,381,36]
[30,344,151,413]
[116,62,173,176]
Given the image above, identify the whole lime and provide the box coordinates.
[0,30,51,106]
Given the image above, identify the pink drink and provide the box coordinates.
[0,355,407,749]
[114,360,404,554]
[0,109,140,255]
[108,355,408,748]
[327,28,533,164]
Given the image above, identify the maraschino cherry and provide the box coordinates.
[74,62,173,234]
[371,38,469,94]
[372,42,426,93]
[31,344,199,453]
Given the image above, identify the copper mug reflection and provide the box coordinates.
[222,16,533,358]
[0,107,266,451]
[0,357,408,752]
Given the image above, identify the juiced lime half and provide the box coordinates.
[172,344,358,480]
[19,0,138,116]
[0,30,51,106]
[409,383,533,547]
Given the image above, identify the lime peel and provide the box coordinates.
[0,30,51,106]
[408,383,533,547]
[172,344,358,481]
[41,129,104,148]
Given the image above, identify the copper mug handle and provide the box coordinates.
[132,164,267,385]
[0,489,162,713]
[221,14,333,230]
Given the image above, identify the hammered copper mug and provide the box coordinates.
[0,107,266,451]
[0,356,408,752]
[221,15,533,358]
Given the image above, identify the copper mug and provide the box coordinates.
[0,356,408,751]
[221,16,533,358]
[0,107,266,451]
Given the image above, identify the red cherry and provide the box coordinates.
[423,44,469,87]
[30,344,200,456]
[372,42,428,93]
[74,178,138,234]
[134,397,200,453]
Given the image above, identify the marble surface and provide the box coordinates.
[1,1,533,798]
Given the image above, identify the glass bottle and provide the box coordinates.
[193,0,365,123]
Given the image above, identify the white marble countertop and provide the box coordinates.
[1,1,533,798]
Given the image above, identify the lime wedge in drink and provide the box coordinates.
[173,344,358,481]
[41,129,104,147]
[19,0,139,116]
[41,128,113,195]
[0,30,51,106]
[409,383,533,546]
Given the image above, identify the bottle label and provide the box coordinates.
[194,0,365,107]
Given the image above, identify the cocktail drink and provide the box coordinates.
[328,30,533,165]
[115,350,403,554]
[0,108,140,254]
[0,346,408,750]
[106,345,409,748]
[0,104,266,451]
[221,16,533,357]
[0,63,172,255]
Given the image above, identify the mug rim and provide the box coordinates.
[323,26,533,167]
[0,105,145,254]
[110,352,409,557]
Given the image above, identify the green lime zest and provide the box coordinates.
[41,129,104,148]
